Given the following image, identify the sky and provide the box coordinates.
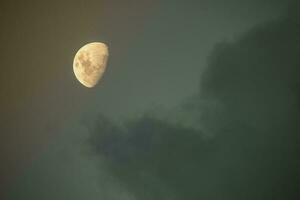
[1,0,299,199]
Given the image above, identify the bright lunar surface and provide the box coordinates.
[73,42,109,88]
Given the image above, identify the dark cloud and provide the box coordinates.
[88,9,300,200]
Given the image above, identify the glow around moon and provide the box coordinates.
[73,42,109,88]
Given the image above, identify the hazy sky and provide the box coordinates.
[1,0,297,199]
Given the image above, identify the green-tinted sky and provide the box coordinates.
[1,0,299,199]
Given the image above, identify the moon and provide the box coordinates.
[73,42,109,88]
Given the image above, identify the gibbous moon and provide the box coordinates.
[73,42,109,88]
